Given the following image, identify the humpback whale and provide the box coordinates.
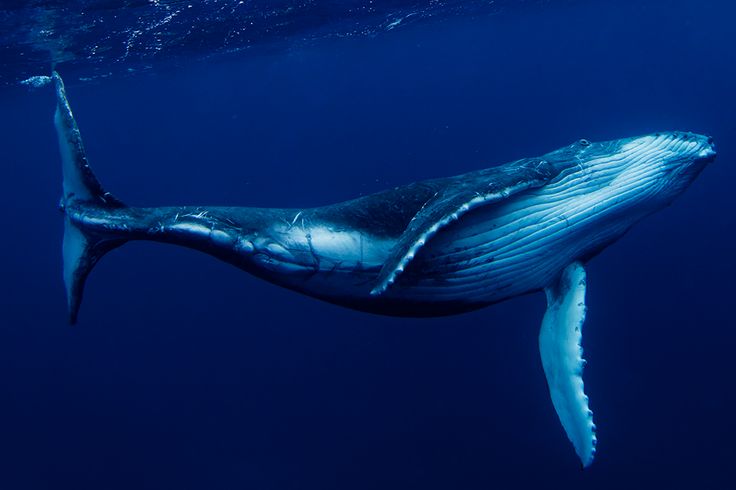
[52,72,715,467]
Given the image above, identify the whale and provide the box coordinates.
[51,72,715,467]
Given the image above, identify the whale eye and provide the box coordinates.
[579,139,591,147]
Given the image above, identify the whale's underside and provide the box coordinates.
[51,71,715,467]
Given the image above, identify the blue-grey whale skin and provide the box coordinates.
[64,130,715,318]
[52,72,715,467]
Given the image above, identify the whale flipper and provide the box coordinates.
[371,158,555,295]
[539,262,596,467]
[53,72,127,323]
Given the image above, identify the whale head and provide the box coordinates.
[525,131,716,262]
[608,132,715,199]
[546,131,716,213]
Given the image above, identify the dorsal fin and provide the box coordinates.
[370,158,555,295]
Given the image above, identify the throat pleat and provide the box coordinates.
[397,159,659,303]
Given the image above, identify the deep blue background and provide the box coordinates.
[2,1,735,488]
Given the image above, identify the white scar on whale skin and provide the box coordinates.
[271,223,393,270]
[48,70,716,467]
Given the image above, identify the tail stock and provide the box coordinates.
[53,71,127,324]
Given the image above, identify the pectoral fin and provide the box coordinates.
[539,262,596,467]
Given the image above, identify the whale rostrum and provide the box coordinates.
[51,71,716,467]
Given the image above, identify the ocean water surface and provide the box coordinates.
[1,1,735,488]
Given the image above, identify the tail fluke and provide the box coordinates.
[53,72,124,209]
[62,221,125,324]
[53,71,127,323]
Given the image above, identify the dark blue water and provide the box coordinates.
[2,1,735,488]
